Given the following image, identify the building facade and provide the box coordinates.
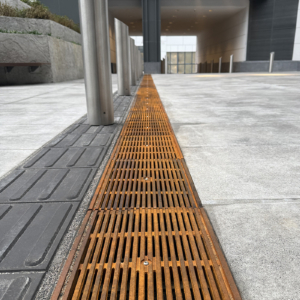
[39,0,300,73]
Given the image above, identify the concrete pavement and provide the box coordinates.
[153,73,300,300]
[0,75,118,179]
[0,77,136,300]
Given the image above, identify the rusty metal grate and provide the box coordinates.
[52,75,241,300]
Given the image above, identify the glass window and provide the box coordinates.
[171,53,177,64]
[185,52,192,64]
[167,65,171,74]
[171,65,178,74]
[185,65,192,74]
[167,53,171,63]
[178,65,184,74]
[192,53,196,64]
[178,53,184,64]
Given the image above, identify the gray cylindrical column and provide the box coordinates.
[139,53,142,77]
[229,54,234,73]
[139,54,142,77]
[115,18,131,96]
[135,46,139,81]
[219,57,222,73]
[94,0,114,125]
[136,48,139,79]
[269,52,275,73]
[140,53,143,76]
[78,0,101,125]
[165,55,167,74]
[140,53,143,77]
[130,38,137,85]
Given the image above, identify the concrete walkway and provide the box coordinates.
[153,73,300,300]
[0,78,135,300]
[0,75,118,178]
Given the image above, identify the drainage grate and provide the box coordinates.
[52,75,241,300]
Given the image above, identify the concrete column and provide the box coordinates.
[219,57,222,73]
[136,51,139,79]
[138,52,142,78]
[142,0,161,74]
[229,54,234,73]
[141,53,144,75]
[165,55,168,74]
[130,38,137,85]
[269,52,275,73]
[115,18,131,96]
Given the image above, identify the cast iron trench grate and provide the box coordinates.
[51,75,241,300]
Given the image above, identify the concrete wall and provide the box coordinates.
[0,16,81,45]
[48,36,83,82]
[293,2,300,60]
[0,33,83,84]
[38,0,116,68]
[0,0,30,9]
[196,6,249,64]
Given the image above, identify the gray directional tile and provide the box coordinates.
[0,272,44,300]
[65,123,107,136]
[49,131,116,148]
[0,168,96,203]
[0,203,78,271]
[22,147,107,169]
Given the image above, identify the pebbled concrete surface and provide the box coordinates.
[0,76,118,178]
[153,73,300,300]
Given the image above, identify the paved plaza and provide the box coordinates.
[0,73,300,299]
[153,73,300,299]
[0,76,118,179]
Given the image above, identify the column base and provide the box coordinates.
[144,62,161,74]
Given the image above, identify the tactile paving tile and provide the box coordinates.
[0,272,44,300]
[0,202,79,271]
[22,147,107,169]
[0,168,96,203]
[48,132,116,148]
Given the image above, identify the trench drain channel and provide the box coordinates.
[52,75,241,300]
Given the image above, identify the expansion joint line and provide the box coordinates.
[51,75,241,300]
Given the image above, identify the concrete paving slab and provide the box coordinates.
[0,202,79,271]
[172,122,300,147]
[0,168,96,203]
[153,73,300,299]
[206,202,300,300]
[0,75,118,178]
[0,150,34,177]
[182,145,300,203]
[0,272,44,300]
